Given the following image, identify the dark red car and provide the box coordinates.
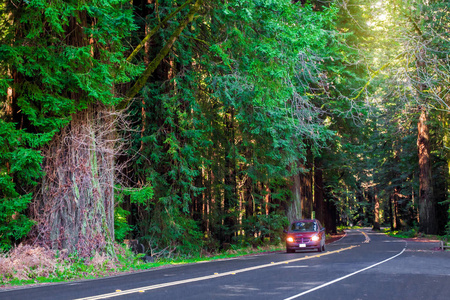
[285,219,326,253]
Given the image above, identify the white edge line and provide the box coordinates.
[358,230,371,244]
[283,246,406,300]
[75,245,359,300]
[327,231,348,245]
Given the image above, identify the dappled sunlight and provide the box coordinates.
[0,1,448,292]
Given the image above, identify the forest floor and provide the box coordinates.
[401,236,445,251]
[1,230,442,289]
[402,237,441,242]
[0,243,283,289]
[325,231,346,244]
[0,231,348,289]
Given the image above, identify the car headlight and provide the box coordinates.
[287,236,294,243]
[311,235,320,241]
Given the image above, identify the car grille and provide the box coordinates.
[295,237,310,243]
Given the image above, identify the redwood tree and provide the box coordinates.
[1,0,135,255]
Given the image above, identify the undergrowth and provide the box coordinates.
[383,228,448,241]
[384,228,418,239]
[0,244,131,286]
[0,243,283,287]
[336,225,364,231]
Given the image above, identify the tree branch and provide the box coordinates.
[126,0,193,63]
[405,13,423,36]
[118,0,203,110]
[350,52,406,101]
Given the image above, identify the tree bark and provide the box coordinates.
[23,10,118,255]
[417,109,437,234]
[300,166,313,219]
[324,189,337,234]
[223,107,237,243]
[34,104,116,256]
[313,160,325,226]
[287,172,302,222]
[389,192,394,231]
[372,186,380,231]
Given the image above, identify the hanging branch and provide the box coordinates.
[126,0,193,63]
[117,0,203,110]
[350,51,406,101]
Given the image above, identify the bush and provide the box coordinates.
[240,213,288,247]
[0,243,140,285]
[0,244,59,282]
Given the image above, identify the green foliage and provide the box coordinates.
[0,194,35,252]
[0,243,145,285]
[1,0,137,250]
[114,206,132,242]
[384,227,418,239]
[114,185,155,242]
[1,241,283,286]
[1,0,447,258]
[0,0,137,130]
[0,121,42,251]
[141,204,205,258]
[322,0,449,233]
[240,213,289,246]
[128,186,154,205]
[122,0,345,255]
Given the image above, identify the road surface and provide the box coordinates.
[1,229,449,299]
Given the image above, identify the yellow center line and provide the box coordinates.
[75,245,359,300]
[358,230,371,243]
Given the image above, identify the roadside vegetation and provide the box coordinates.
[383,228,449,242]
[1,0,449,287]
[0,243,285,287]
[1,232,349,287]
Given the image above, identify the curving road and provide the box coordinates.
[1,229,449,300]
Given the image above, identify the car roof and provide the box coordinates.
[291,219,317,223]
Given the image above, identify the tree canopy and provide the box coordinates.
[0,0,449,255]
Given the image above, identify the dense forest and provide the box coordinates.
[0,0,449,257]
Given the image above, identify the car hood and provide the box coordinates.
[287,231,318,236]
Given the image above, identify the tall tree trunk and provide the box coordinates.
[394,187,402,230]
[287,173,302,222]
[34,104,116,256]
[372,186,380,231]
[244,175,254,240]
[444,117,450,231]
[264,182,270,216]
[389,192,394,231]
[417,109,437,234]
[393,192,398,230]
[12,11,118,255]
[223,107,237,244]
[300,166,313,219]
[313,160,325,226]
[324,189,337,234]
[245,176,254,220]
[314,160,337,233]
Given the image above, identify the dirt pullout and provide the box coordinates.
[326,232,346,244]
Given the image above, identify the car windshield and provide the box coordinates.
[290,221,317,232]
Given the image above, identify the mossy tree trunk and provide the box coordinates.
[300,167,313,219]
[314,160,326,227]
[372,187,381,231]
[34,105,116,256]
[12,4,129,255]
[417,109,437,234]
[287,173,302,223]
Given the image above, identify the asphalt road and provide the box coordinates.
[1,229,449,300]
